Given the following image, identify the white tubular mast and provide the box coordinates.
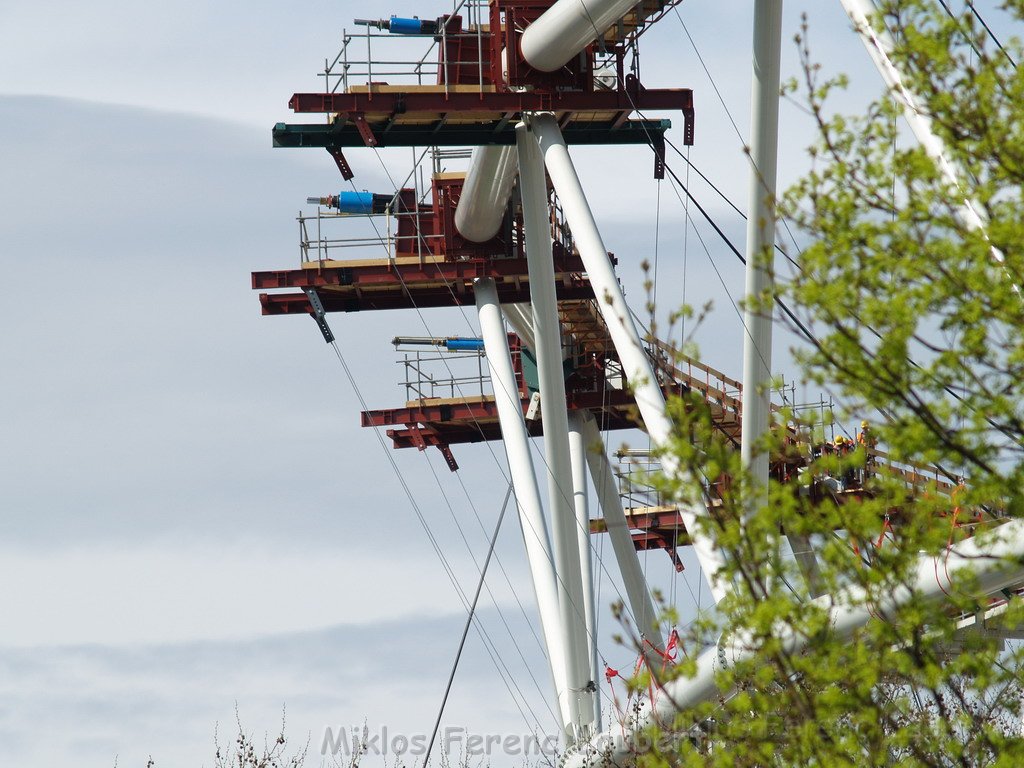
[520,0,639,73]
[840,0,984,234]
[568,411,601,729]
[454,146,519,243]
[579,410,660,640]
[565,519,1024,766]
[517,121,596,736]
[501,302,537,352]
[740,0,784,500]
[529,112,729,603]
[839,0,1015,288]
[474,277,572,733]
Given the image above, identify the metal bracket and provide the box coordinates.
[666,545,684,573]
[303,288,335,343]
[406,423,428,451]
[438,444,459,472]
[652,134,666,180]
[351,113,378,147]
[525,391,541,421]
[326,146,355,180]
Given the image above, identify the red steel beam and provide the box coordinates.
[384,411,640,449]
[387,423,505,447]
[589,509,689,533]
[364,389,641,430]
[259,281,594,315]
[362,400,502,429]
[630,533,685,570]
[630,531,687,549]
[288,88,693,115]
[252,253,587,291]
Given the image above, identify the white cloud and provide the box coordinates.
[0,612,550,766]
[0,542,493,646]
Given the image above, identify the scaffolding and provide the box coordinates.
[319,0,493,96]
[394,342,491,403]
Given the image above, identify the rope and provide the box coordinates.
[936,0,986,62]
[680,145,691,347]
[452,469,550,658]
[423,452,561,727]
[423,484,514,768]
[653,176,662,311]
[327,339,548,734]
[965,1,1017,67]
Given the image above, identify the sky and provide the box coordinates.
[0,1,896,765]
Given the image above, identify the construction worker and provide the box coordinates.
[858,420,877,483]
[825,435,846,492]
[857,420,877,452]
[835,435,858,488]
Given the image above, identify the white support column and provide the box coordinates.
[740,0,783,505]
[565,518,1024,766]
[839,0,1016,291]
[579,410,660,640]
[520,0,640,73]
[530,112,729,603]
[788,532,824,597]
[454,146,519,243]
[474,277,572,734]
[501,302,537,352]
[568,411,601,729]
[516,121,595,736]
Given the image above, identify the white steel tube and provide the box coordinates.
[502,302,537,352]
[516,121,596,735]
[787,532,825,597]
[530,112,729,603]
[740,0,783,502]
[565,518,1024,766]
[454,145,519,243]
[520,0,638,73]
[568,411,601,729]
[839,0,1016,291]
[579,410,659,639]
[474,277,572,733]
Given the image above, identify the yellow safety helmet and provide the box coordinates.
[834,435,845,445]
[861,420,869,429]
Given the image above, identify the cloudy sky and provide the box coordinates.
[0,1,896,765]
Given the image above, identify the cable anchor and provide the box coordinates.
[303,288,335,343]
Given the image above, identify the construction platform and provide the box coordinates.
[253,253,593,315]
[275,85,692,150]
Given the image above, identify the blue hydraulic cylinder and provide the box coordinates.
[444,337,485,352]
[388,16,434,35]
[335,191,374,214]
[354,16,439,35]
[307,192,392,214]
[391,335,484,351]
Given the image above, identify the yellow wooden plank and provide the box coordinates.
[349,84,498,94]
[300,256,446,270]
[407,395,495,407]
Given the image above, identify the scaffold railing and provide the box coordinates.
[394,342,498,405]
[319,0,492,96]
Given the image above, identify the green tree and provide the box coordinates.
[626,2,1024,765]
